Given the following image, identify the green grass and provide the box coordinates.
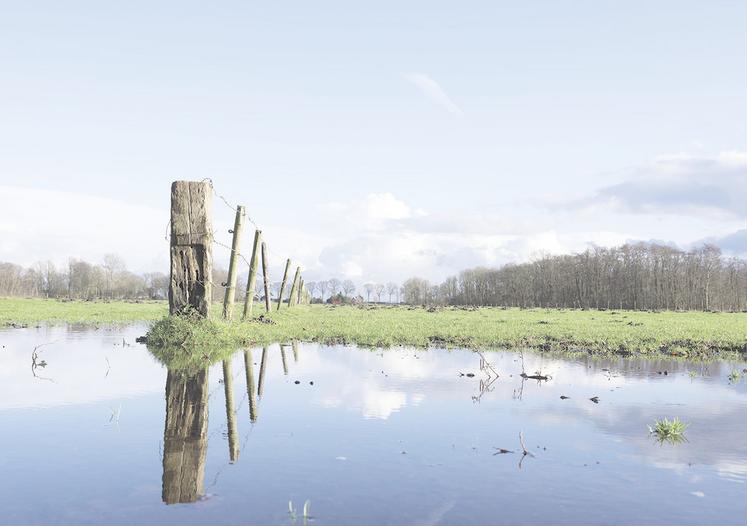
[4,298,747,359]
[149,303,747,359]
[649,417,689,443]
[0,297,167,325]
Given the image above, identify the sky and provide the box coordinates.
[2,1,747,285]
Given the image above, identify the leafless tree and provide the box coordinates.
[342,279,356,297]
[386,282,398,303]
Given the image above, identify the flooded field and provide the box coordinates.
[1,324,746,525]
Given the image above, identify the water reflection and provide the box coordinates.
[221,359,240,463]
[162,368,209,504]
[244,350,257,423]
[2,326,747,525]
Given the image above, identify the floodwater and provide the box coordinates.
[1,325,747,525]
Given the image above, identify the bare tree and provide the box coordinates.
[305,281,317,300]
[318,280,329,301]
[363,283,374,302]
[328,278,341,297]
[386,282,398,303]
[342,279,356,297]
[374,283,385,302]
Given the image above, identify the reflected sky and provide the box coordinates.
[1,324,746,525]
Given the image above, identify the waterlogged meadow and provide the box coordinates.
[1,323,747,525]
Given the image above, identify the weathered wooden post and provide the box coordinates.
[261,242,271,313]
[242,230,262,320]
[169,181,213,317]
[162,368,209,504]
[243,349,257,423]
[288,266,301,307]
[280,344,289,375]
[277,258,291,310]
[298,278,304,305]
[222,359,239,462]
[292,340,299,363]
[222,205,245,320]
[258,346,268,397]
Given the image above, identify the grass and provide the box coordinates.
[147,303,747,361]
[4,298,747,359]
[0,297,167,325]
[649,417,689,444]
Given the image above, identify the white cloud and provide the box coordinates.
[404,72,464,116]
[564,151,747,219]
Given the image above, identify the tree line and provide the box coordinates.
[402,242,747,312]
[0,255,168,300]
[0,256,406,305]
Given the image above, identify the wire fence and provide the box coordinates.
[169,179,309,311]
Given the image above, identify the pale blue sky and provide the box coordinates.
[2,1,747,282]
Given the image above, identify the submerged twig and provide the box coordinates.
[31,341,57,382]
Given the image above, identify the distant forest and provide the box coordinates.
[402,242,747,312]
[3,242,745,312]
[0,255,401,304]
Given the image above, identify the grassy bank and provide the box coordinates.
[0,297,167,325]
[4,298,747,357]
[148,304,747,358]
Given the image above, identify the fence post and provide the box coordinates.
[222,205,245,320]
[243,350,257,423]
[288,266,301,307]
[221,359,239,462]
[261,242,271,313]
[169,181,213,318]
[298,277,304,305]
[242,230,262,320]
[277,259,291,310]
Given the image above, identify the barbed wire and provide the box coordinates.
[165,180,308,291]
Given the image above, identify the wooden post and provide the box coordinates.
[258,346,268,397]
[222,359,239,462]
[277,258,291,310]
[169,181,213,317]
[222,205,245,320]
[243,350,257,423]
[292,340,299,363]
[242,230,262,320]
[280,344,289,375]
[162,368,209,504]
[261,242,271,313]
[298,278,304,305]
[288,266,301,307]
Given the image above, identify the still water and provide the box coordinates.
[1,324,746,525]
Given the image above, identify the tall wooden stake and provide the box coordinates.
[169,181,213,317]
[288,266,301,307]
[298,277,304,305]
[222,359,239,462]
[258,346,268,397]
[243,350,257,423]
[222,205,245,320]
[261,242,271,313]
[242,229,262,320]
[277,258,291,310]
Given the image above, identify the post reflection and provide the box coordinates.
[244,349,258,423]
[162,367,209,504]
[222,359,240,463]
[258,346,268,398]
[160,344,288,504]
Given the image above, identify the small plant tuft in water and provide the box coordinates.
[649,417,688,443]
[728,369,743,383]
